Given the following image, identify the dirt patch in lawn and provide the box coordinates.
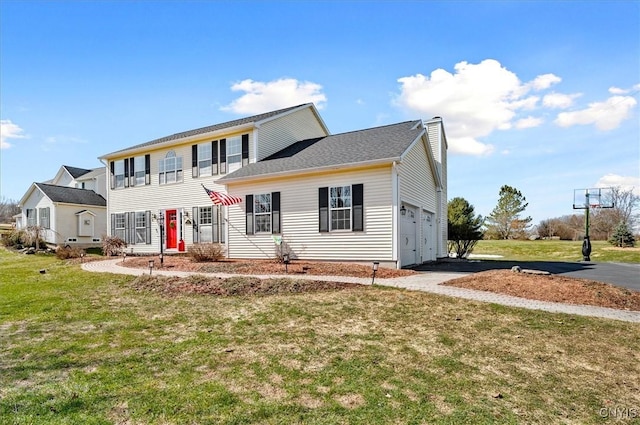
[129,274,361,297]
[123,256,414,279]
[443,270,640,311]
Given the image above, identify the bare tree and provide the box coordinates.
[0,197,20,224]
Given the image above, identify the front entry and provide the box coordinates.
[166,210,178,249]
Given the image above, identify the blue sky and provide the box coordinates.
[1,1,638,226]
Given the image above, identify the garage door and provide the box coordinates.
[400,206,417,267]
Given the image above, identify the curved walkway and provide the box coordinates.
[83,259,640,323]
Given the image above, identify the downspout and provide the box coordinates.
[99,158,110,238]
[392,161,399,269]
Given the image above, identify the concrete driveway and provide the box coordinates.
[412,260,640,292]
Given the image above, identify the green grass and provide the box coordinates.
[1,249,639,424]
[473,239,640,263]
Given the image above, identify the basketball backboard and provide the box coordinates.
[573,187,615,210]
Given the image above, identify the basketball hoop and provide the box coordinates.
[573,187,615,261]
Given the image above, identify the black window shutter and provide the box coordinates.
[212,140,219,175]
[242,134,249,166]
[110,213,115,235]
[110,161,115,189]
[192,145,198,178]
[272,192,281,234]
[129,157,135,186]
[246,194,254,235]
[145,154,151,185]
[124,158,130,187]
[319,187,329,232]
[220,139,227,174]
[128,212,135,244]
[192,207,199,243]
[352,184,364,231]
[145,211,152,244]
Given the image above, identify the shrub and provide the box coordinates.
[187,243,225,262]
[2,229,26,247]
[56,246,85,260]
[102,235,127,256]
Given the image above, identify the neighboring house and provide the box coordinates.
[100,103,447,268]
[17,166,107,247]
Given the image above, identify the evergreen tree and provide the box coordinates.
[608,222,635,247]
[448,197,484,258]
[485,185,532,239]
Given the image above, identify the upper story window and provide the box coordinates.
[110,154,150,189]
[133,156,146,186]
[227,136,242,174]
[114,160,126,189]
[197,143,212,177]
[159,151,183,185]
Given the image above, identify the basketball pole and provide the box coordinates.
[582,199,591,262]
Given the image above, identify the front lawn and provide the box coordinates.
[1,249,638,424]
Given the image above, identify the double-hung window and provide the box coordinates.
[254,194,272,233]
[319,184,364,232]
[227,136,242,173]
[159,151,183,185]
[114,160,125,189]
[245,192,280,235]
[192,206,225,243]
[330,186,351,230]
[133,156,146,186]
[134,212,147,244]
[198,143,212,177]
[26,209,36,227]
[39,207,50,229]
[114,213,126,240]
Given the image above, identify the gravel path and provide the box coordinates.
[82,259,640,323]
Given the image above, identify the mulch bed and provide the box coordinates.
[443,270,640,311]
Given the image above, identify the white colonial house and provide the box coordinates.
[99,103,447,268]
[17,165,107,247]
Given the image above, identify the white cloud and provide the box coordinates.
[596,174,640,196]
[0,120,26,149]
[554,95,637,130]
[515,116,543,129]
[395,59,559,155]
[528,73,562,90]
[221,78,327,114]
[543,92,582,109]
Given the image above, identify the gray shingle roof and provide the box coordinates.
[218,120,423,182]
[101,103,314,158]
[36,183,107,206]
[63,166,93,179]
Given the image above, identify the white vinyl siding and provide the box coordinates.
[257,107,329,161]
[400,139,437,211]
[226,166,393,261]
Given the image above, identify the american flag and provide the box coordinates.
[202,185,243,206]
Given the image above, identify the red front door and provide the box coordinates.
[166,210,178,249]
